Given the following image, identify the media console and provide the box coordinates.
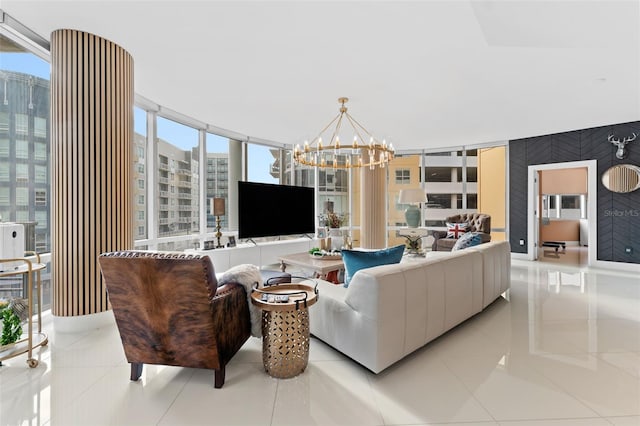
[185,238,317,273]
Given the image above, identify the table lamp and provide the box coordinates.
[398,189,427,228]
[212,197,225,248]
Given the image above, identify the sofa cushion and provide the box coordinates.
[452,232,484,251]
[446,222,468,239]
[342,244,405,287]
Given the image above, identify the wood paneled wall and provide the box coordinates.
[50,29,134,317]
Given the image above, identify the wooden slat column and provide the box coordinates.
[360,166,387,249]
[50,29,133,319]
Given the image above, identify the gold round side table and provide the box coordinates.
[250,282,318,379]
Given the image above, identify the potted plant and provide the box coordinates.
[0,299,23,350]
[318,212,349,251]
[319,212,349,228]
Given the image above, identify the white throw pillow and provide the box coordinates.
[218,264,263,338]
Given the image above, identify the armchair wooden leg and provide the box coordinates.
[214,366,225,388]
[130,363,143,381]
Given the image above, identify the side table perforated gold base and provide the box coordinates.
[251,282,318,379]
[261,308,310,378]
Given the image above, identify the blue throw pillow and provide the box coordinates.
[341,244,405,288]
[452,232,484,251]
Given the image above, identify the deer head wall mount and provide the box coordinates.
[608,133,637,160]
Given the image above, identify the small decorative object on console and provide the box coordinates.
[309,248,342,260]
[261,293,290,303]
[212,197,225,248]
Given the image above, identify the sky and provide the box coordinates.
[2,51,277,184]
[0,53,49,79]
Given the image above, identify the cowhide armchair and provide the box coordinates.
[432,213,491,251]
[98,251,251,388]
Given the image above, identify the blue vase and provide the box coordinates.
[405,205,420,227]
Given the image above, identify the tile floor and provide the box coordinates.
[1,259,639,426]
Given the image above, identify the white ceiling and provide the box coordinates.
[2,0,639,151]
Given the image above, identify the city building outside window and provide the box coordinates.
[156,116,200,243]
[0,138,9,156]
[0,161,8,181]
[423,149,478,228]
[206,133,229,231]
[16,163,28,181]
[35,190,46,206]
[133,109,147,241]
[16,138,29,158]
[16,187,29,205]
[395,168,411,184]
[34,141,46,160]
[387,154,422,246]
[0,187,9,206]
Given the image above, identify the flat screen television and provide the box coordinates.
[238,181,315,239]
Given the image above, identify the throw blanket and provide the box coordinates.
[218,264,263,338]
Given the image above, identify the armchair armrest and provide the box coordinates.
[210,282,251,362]
[431,230,447,241]
[431,230,448,251]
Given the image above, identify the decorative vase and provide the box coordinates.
[404,205,420,227]
[328,228,343,251]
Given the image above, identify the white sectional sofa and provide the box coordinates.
[309,240,511,373]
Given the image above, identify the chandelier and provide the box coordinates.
[293,97,394,170]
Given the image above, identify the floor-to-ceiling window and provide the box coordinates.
[317,152,349,228]
[156,116,200,250]
[133,107,147,241]
[206,133,229,231]
[248,143,279,184]
[0,33,52,308]
[423,148,478,228]
[477,145,507,241]
[387,153,423,247]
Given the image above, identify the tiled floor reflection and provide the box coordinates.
[1,259,639,425]
[537,245,588,267]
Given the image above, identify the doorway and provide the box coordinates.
[527,160,597,267]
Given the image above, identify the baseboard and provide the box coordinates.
[53,309,116,333]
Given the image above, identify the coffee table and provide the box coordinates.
[279,252,344,283]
